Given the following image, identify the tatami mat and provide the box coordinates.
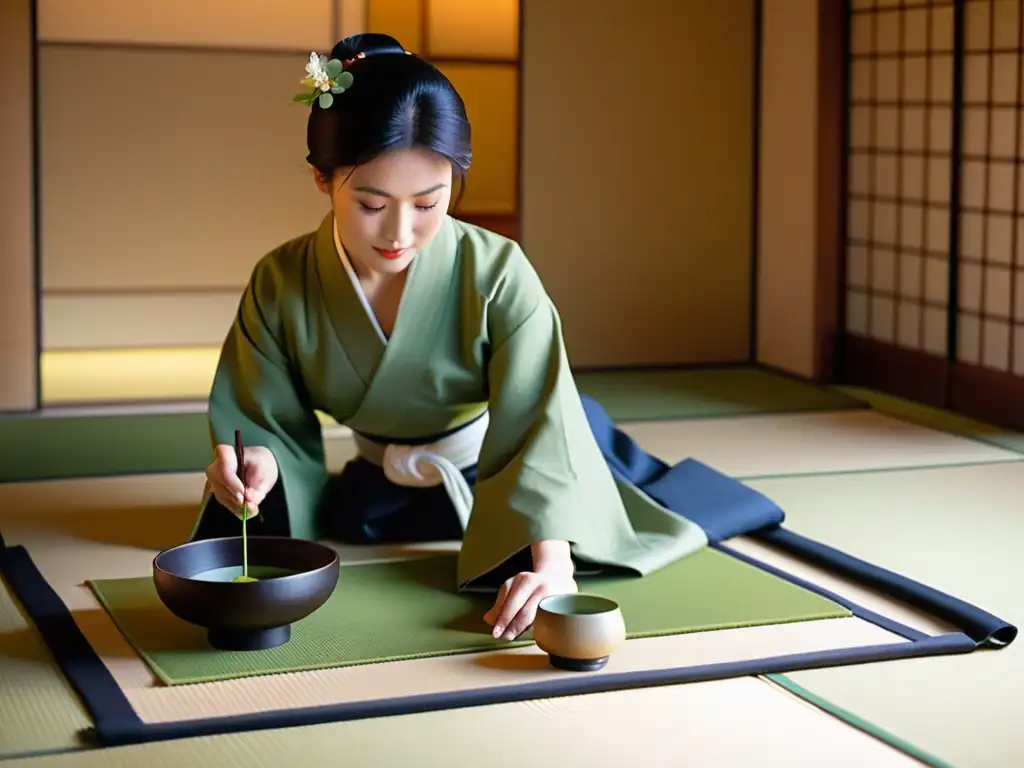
[574,366,864,420]
[1,518,897,726]
[618,409,1021,478]
[0,677,923,768]
[1,407,1019,765]
[0,575,93,760]
[0,474,921,765]
[839,385,1024,456]
[744,462,1024,768]
[4,364,868,483]
[1,408,1015,511]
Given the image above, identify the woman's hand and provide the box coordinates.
[482,541,577,641]
[206,443,279,519]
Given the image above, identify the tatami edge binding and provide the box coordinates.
[0,526,997,751]
[764,674,959,768]
[712,543,927,643]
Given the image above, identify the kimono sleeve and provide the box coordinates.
[203,255,329,542]
[456,252,652,588]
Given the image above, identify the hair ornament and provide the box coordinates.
[293,52,363,109]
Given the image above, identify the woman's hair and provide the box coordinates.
[305,33,472,206]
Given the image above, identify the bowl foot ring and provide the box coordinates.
[548,654,609,672]
[208,624,291,651]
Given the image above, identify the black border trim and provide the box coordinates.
[0,523,1007,750]
[749,0,763,362]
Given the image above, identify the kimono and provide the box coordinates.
[190,212,708,590]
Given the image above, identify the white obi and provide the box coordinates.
[351,412,489,530]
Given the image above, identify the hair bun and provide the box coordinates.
[331,33,406,62]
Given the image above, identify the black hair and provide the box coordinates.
[305,33,472,208]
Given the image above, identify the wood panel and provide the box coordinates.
[427,0,518,59]
[521,0,755,368]
[368,0,423,52]
[757,0,817,378]
[0,0,38,411]
[34,1,523,361]
[436,63,518,213]
[37,0,334,51]
[37,45,325,292]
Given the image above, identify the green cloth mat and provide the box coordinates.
[574,367,865,422]
[0,366,866,483]
[87,548,849,686]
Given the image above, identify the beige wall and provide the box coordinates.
[0,0,38,411]
[37,0,337,49]
[36,0,519,352]
[521,0,755,368]
[37,44,323,349]
[755,0,818,379]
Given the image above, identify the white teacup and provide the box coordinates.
[533,593,626,672]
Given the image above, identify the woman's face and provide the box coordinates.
[316,147,454,278]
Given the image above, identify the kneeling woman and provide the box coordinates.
[193,34,707,641]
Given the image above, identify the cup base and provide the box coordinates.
[548,654,609,672]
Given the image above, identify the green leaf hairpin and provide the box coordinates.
[293,51,362,109]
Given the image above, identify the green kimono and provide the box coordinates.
[197,212,707,589]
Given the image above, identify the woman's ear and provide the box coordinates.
[311,166,331,195]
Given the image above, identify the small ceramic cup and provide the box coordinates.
[533,593,626,672]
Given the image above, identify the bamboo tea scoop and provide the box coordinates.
[232,429,258,583]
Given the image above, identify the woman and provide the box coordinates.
[194,34,707,641]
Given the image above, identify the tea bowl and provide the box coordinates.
[533,593,626,671]
[153,536,340,651]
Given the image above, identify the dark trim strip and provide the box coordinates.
[42,286,245,296]
[814,0,846,383]
[839,334,950,409]
[94,634,974,749]
[753,526,1017,647]
[36,37,518,67]
[0,528,989,750]
[0,542,132,745]
[516,0,524,245]
[949,361,1024,432]
[946,0,965,365]
[714,543,929,642]
[748,0,762,364]
[30,0,42,413]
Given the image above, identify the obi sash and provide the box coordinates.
[351,412,489,530]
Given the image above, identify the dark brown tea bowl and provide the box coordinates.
[153,536,340,651]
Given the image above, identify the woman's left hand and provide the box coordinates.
[483,567,578,641]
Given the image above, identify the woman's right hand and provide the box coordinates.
[205,444,279,519]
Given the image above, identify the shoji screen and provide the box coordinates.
[842,0,1024,428]
[844,0,956,404]
[955,0,1024,385]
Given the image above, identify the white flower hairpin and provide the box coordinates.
[292,51,364,109]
